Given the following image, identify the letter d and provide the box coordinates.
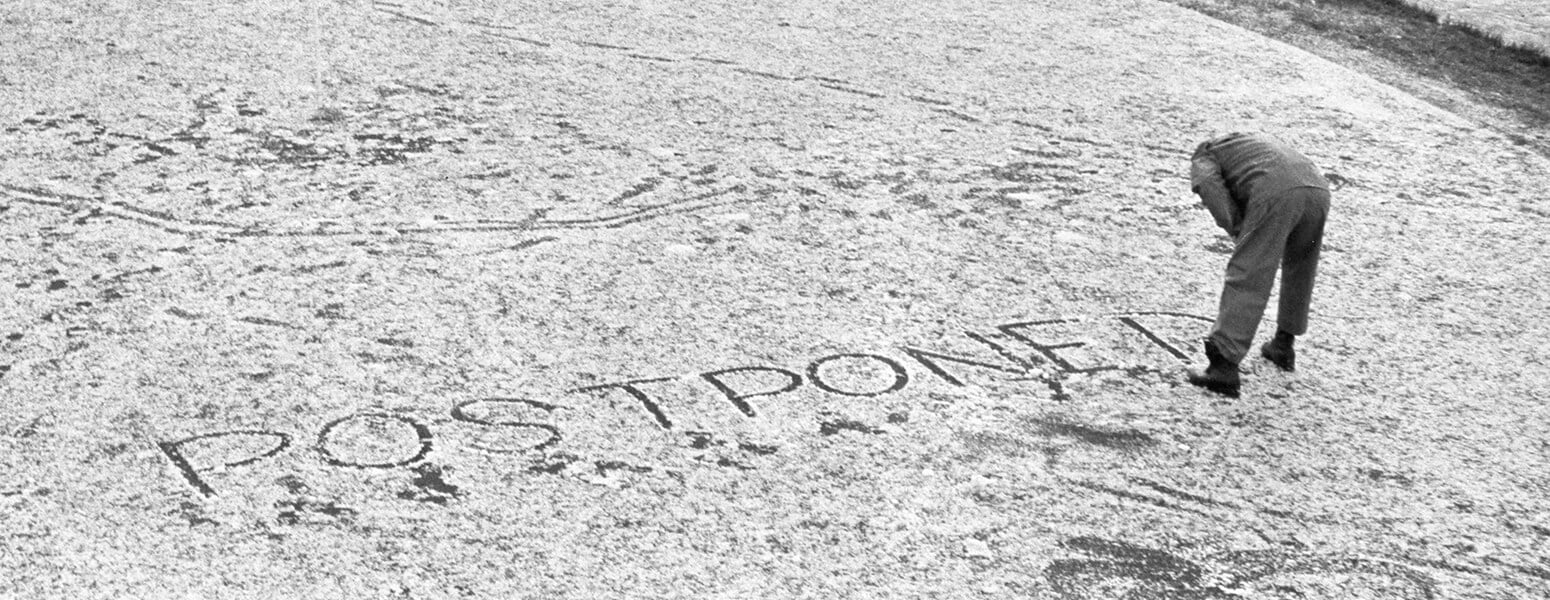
[158,430,292,496]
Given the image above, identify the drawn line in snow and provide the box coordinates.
[1070,480,1212,517]
[2,181,746,239]
[443,18,1172,164]
[626,53,677,63]
[732,67,798,81]
[905,94,953,106]
[1126,476,1240,510]
[932,107,983,124]
[817,83,887,99]
[475,30,551,47]
[375,7,439,27]
[576,40,633,51]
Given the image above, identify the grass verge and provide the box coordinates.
[1162,0,1550,155]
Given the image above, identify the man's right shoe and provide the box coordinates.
[1186,339,1241,398]
[1260,332,1296,372]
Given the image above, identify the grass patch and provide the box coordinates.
[1164,0,1550,154]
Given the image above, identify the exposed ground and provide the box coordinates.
[2,1,1549,598]
[1402,0,1550,56]
[1165,0,1550,155]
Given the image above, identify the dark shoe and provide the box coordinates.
[1187,339,1240,398]
[1260,331,1295,372]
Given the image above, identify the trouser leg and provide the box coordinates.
[1208,190,1304,364]
[1275,188,1329,336]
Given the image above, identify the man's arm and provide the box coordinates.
[1190,149,1239,236]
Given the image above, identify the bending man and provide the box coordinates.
[1187,132,1330,397]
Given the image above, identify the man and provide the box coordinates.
[1187,132,1330,397]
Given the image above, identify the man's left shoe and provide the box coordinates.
[1187,339,1240,398]
[1260,331,1296,372]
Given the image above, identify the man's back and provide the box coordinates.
[1194,132,1328,204]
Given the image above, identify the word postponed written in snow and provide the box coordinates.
[158,312,1208,496]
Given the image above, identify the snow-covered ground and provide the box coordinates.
[3,1,1548,597]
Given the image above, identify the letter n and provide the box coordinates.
[904,331,1031,386]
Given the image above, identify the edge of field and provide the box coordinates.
[1164,0,1550,158]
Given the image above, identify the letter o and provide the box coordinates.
[806,353,910,397]
[316,413,432,468]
